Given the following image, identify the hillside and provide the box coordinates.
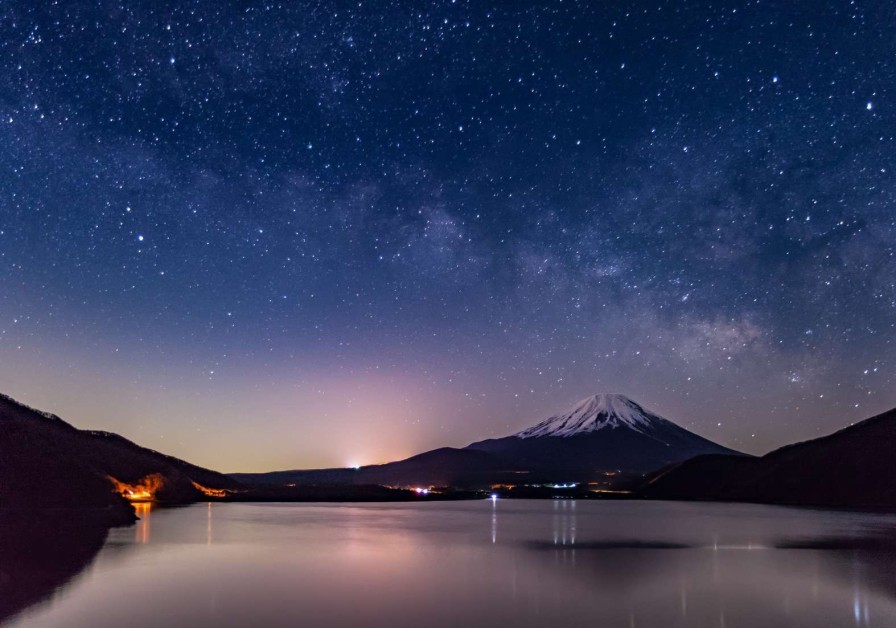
[0,393,241,515]
[641,407,896,509]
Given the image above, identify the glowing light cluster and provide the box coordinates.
[108,473,165,502]
[191,481,231,499]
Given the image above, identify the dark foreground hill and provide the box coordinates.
[641,407,896,509]
[234,394,743,489]
[0,393,241,518]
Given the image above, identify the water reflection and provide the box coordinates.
[207,502,213,546]
[776,527,896,624]
[133,503,152,544]
[515,503,896,628]
[856,584,870,626]
[0,514,108,624]
[5,501,896,628]
[551,499,576,546]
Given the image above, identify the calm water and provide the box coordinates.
[8,500,896,627]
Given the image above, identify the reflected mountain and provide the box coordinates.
[0,513,109,624]
[776,524,896,599]
[511,503,896,627]
[526,539,691,550]
[5,500,896,628]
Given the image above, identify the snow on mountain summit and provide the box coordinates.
[515,394,668,438]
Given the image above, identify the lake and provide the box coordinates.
[7,500,896,627]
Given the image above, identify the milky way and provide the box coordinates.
[0,1,893,471]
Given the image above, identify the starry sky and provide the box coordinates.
[0,1,893,472]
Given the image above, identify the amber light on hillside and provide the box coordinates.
[191,482,231,498]
[108,473,164,502]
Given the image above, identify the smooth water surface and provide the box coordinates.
[8,500,896,627]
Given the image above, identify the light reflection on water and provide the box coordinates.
[207,502,213,546]
[6,500,896,628]
[132,502,151,544]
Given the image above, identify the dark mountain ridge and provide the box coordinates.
[641,406,896,509]
[0,392,241,516]
[234,394,743,488]
[8,387,894,512]
[232,447,509,488]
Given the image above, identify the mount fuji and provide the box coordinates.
[464,394,741,483]
[233,393,743,488]
[515,393,688,438]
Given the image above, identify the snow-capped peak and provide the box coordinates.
[515,394,666,439]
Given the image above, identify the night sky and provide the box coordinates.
[1,1,893,472]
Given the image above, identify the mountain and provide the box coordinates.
[465,394,743,484]
[231,447,508,488]
[0,393,242,517]
[234,394,742,488]
[513,393,675,437]
[641,406,896,509]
